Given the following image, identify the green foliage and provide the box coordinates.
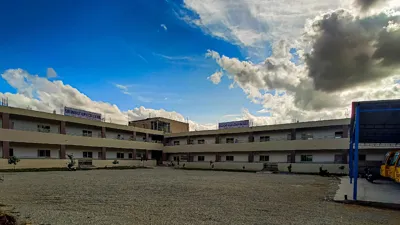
[7,156,20,165]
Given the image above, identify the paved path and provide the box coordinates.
[334,177,400,204]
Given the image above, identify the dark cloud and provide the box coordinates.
[354,0,387,12]
[305,10,400,92]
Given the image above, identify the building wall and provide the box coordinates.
[130,118,189,133]
[106,149,133,159]
[167,119,189,133]
[9,144,60,159]
[296,126,343,140]
[191,153,215,162]
[219,133,249,143]
[65,146,102,159]
[294,151,343,163]
[219,153,248,162]
[135,132,146,142]
[106,129,134,140]
[188,136,215,145]
[11,118,60,133]
[254,152,289,163]
[66,124,102,138]
[254,131,290,142]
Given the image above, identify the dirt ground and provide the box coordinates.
[0,168,399,225]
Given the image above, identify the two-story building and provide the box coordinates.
[0,106,164,163]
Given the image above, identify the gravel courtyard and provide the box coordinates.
[1,168,399,225]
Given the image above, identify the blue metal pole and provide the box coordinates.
[349,139,353,184]
[353,105,360,200]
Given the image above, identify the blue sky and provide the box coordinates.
[0,0,263,124]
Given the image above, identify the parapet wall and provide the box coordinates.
[0,159,156,170]
[173,162,349,174]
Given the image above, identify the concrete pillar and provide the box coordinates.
[342,125,349,138]
[291,129,296,140]
[248,132,254,143]
[145,150,149,160]
[215,135,220,144]
[132,149,137,160]
[59,145,66,159]
[2,113,9,129]
[145,133,149,142]
[248,152,254,162]
[342,150,348,164]
[290,151,296,163]
[101,147,106,160]
[60,121,66,134]
[2,141,9,158]
[215,153,221,162]
[101,127,106,138]
[162,152,167,161]
[132,131,137,141]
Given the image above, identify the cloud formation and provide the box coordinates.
[46,68,57,78]
[203,1,400,125]
[304,9,400,92]
[1,69,215,131]
[161,24,168,31]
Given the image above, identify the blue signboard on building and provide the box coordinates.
[218,120,250,129]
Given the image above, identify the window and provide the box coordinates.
[173,141,180,146]
[117,153,125,159]
[334,154,344,163]
[198,156,205,161]
[198,139,205,144]
[226,156,234,161]
[117,134,124,140]
[83,152,93,158]
[173,156,179,161]
[359,154,366,161]
[38,150,51,158]
[301,133,313,140]
[335,131,343,138]
[260,136,270,142]
[188,139,194,145]
[301,155,313,162]
[83,130,92,137]
[260,155,269,161]
[98,152,103,159]
[287,133,292,140]
[128,153,133,159]
[226,138,234,143]
[37,125,50,133]
[9,148,14,157]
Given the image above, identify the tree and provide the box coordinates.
[8,156,20,170]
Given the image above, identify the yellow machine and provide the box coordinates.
[388,151,400,180]
[380,151,395,178]
[395,157,400,183]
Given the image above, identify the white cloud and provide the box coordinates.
[114,84,129,91]
[46,68,57,78]
[161,24,168,31]
[195,0,400,125]
[180,0,347,57]
[0,69,214,131]
[207,70,223,84]
[153,53,193,60]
